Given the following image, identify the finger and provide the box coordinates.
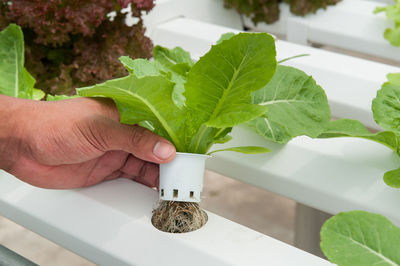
[11,156,99,189]
[136,163,159,188]
[103,170,122,181]
[92,119,176,164]
[120,155,159,188]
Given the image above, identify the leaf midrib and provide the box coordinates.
[260,99,311,106]
[192,52,248,153]
[161,52,178,65]
[208,53,248,121]
[335,232,398,266]
[263,117,276,141]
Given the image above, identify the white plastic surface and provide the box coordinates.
[363,0,394,3]
[0,171,331,266]
[141,0,241,36]
[150,18,400,130]
[243,0,400,62]
[159,152,208,202]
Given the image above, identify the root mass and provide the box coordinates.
[152,201,208,233]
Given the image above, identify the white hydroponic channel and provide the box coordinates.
[241,0,400,62]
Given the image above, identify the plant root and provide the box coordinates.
[151,201,208,233]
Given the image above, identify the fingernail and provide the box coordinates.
[153,142,175,160]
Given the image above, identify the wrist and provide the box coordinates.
[0,95,31,172]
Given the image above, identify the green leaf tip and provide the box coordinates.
[277,53,310,64]
[384,168,400,188]
[373,2,400,47]
[318,119,400,154]
[0,24,43,100]
[387,73,400,86]
[216,32,236,44]
[372,73,400,135]
[153,45,194,67]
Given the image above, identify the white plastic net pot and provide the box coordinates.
[159,152,209,203]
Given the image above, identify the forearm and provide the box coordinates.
[0,95,29,172]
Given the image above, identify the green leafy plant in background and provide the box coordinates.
[224,0,341,25]
[321,211,400,266]
[318,73,400,188]
[0,24,44,100]
[374,1,400,47]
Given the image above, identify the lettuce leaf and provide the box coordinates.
[247,65,331,143]
[0,24,44,100]
[374,1,400,47]
[216,32,236,44]
[152,46,194,68]
[372,75,400,135]
[383,167,400,188]
[185,33,276,153]
[119,45,193,108]
[318,119,399,154]
[208,146,271,155]
[185,33,276,127]
[119,57,161,78]
[321,211,400,266]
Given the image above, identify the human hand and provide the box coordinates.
[0,96,176,189]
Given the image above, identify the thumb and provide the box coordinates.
[94,119,176,164]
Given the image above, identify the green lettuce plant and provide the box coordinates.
[374,0,400,47]
[247,64,331,143]
[77,32,280,154]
